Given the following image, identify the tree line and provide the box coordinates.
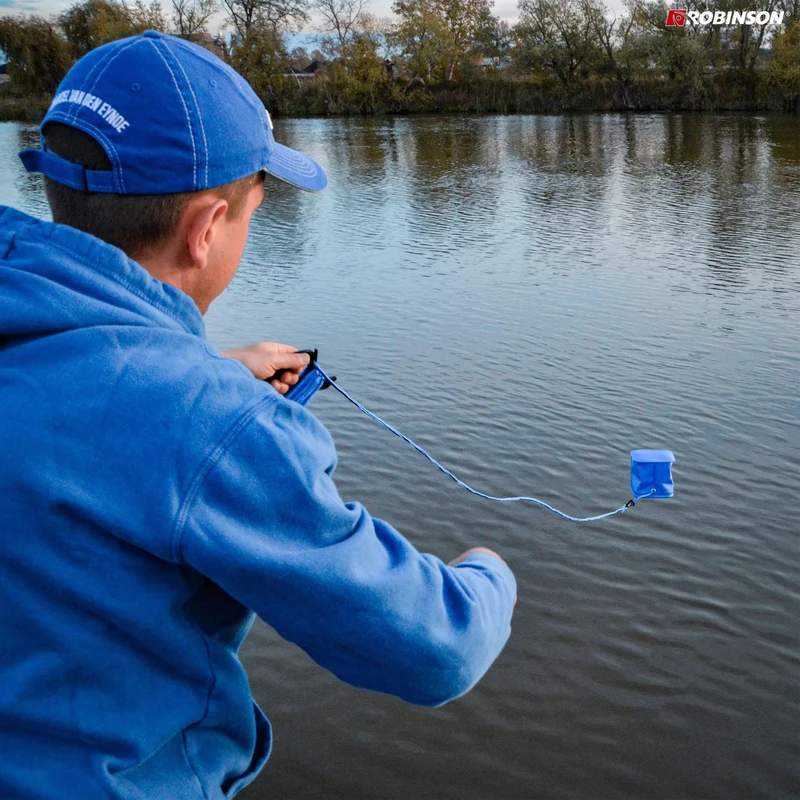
[1,0,799,119]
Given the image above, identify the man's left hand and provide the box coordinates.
[221,342,310,394]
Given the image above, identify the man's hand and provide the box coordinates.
[221,342,310,394]
[448,547,507,568]
[450,548,516,605]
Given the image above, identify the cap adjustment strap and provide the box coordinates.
[19,149,116,193]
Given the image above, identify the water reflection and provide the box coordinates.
[1,115,798,800]
[7,115,798,298]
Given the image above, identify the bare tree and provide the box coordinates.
[777,0,800,18]
[582,0,634,108]
[313,0,367,48]
[172,0,218,39]
[121,0,168,30]
[221,0,309,39]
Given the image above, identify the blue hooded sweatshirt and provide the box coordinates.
[0,205,516,799]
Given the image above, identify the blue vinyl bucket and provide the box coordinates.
[630,450,675,499]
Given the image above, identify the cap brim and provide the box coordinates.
[263,141,327,192]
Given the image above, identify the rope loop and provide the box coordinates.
[312,365,654,523]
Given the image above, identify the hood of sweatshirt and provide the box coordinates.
[0,204,204,343]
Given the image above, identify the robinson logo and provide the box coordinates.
[666,8,785,26]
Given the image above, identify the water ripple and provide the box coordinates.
[2,115,798,800]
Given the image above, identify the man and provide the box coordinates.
[0,31,516,798]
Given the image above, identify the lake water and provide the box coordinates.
[1,114,798,799]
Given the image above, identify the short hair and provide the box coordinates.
[42,122,263,260]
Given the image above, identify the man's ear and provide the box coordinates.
[186,197,229,270]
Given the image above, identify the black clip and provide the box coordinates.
[267,348,312,384]
[625,499,636,509]
[268,348,336,390]
[297,348,319,365]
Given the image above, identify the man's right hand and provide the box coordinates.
[449,548,516,606]
[448,547,507,568]
[220,342,310,394]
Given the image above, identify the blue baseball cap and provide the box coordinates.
[19,30,327,194]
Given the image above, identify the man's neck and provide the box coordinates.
[137,249,207,315]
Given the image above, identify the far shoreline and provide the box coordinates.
[2,82,797,125]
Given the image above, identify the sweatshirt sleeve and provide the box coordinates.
[176,395,517,707]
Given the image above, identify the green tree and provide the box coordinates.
[624,0,706,92]
[59,0,165,60]
[392,0,447,81]
[438,0,495,79]
[393,0,493,82]
[582,0,635,108]
[515,0,600,102]
[342,20,389,104]
[227,27,288,96]
[721,0,780,102]
[221,0,308,103]
[288,44,310,68]
[0,16,71,95]
[767,19,800,112]
[473,10,512,58]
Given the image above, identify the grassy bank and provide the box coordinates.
[0,74,793,125]
[254,73,794,117]
[0,96,52,123]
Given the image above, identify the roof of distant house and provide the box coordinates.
[477,56,511,69]
[285,60,322,78]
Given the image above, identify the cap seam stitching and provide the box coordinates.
[83,165,115,191]
[66,39,116,124]
[59,39,140,192]
[270,150,316,173]
[74,40,112,103]
[268,146,318,178]
[260,103,270,145]
[147,39,197,189]
[170,49,209,188]
[86,38,140,95]
[76,39,140,129]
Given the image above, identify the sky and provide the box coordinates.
[1,0,629,36]
[0,0,47,13]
